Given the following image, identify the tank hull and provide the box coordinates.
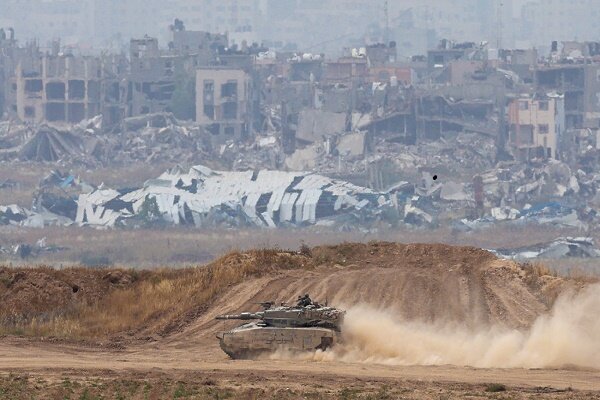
[218,324,338,359]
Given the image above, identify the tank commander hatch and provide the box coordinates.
[296,293,313,307]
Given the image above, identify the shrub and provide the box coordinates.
[485,383,507,393]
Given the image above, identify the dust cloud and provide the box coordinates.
[276,284,600,369]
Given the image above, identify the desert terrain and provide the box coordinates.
[0,242,599,399]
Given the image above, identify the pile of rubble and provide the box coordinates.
[0,165,401,230]
[0,113,216,167]
[2,152,599,232]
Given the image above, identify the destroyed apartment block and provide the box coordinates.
[128,36,182,117]
[414,94,498,140]
[12,53,125,125]
[128,28,230,119]
[535,64,600,129]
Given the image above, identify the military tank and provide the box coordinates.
[215,294,345,359]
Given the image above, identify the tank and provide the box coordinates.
[215,295,345,359]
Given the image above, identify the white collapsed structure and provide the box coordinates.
[75,165,388,228]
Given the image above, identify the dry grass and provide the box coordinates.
[523,261,558,278]
[1,248,312,339]
[522,260,600,283]
[1,241,598,341]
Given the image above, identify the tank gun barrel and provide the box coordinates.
[215,312,263,320]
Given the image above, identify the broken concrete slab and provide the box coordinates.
[440,181,469,201]
[336,132,366,157]
[285,144,323,170]
[0,204,30,225]
[296,109,346,143]
[19,125,87,162]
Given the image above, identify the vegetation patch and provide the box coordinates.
[0,248,312,339]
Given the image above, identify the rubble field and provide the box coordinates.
[3,114,600,237]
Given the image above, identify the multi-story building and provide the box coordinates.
[12,52,126,124]
[128,32,226,119]
[535,64,600,130]
[508,93,565,161]
[196,67,251,141]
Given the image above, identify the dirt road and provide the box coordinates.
[0,336,599,390]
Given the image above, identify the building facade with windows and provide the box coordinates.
[196,67,251,142]
[508,93,565,161]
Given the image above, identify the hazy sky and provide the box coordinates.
[0,0,595,56]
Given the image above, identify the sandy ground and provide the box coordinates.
[0,336,599,397]
[1,243,598,398]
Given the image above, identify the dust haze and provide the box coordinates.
[273,284,600,369]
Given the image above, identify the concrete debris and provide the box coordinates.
[0,113,212,167]
[404,203,433,226]
[490,206,520,221]
[21,212,73,228]
[7,237,68,259]
[19,125,88,162]
[0,204,30,225]
[296,110,346,144]
[285,144,323,170]
[336,132,366,157]
[121,113,177,131]
[440,181,469,201]
[69,165,393,229]
[493,237,600,260]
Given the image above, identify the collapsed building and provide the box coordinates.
[0,165,395,229]
[76,165,390,228]
[2,29,600,237]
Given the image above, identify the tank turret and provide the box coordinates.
[215,295,345,359]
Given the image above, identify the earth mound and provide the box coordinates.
[0,243,575,340]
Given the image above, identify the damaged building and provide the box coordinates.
[14,54,122,124]
[128,36,185,117]
[195,67,252,141]
[8,40,128,126]
[535,64,600,129]
[129,26,228,118]
[508,92,565,161]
